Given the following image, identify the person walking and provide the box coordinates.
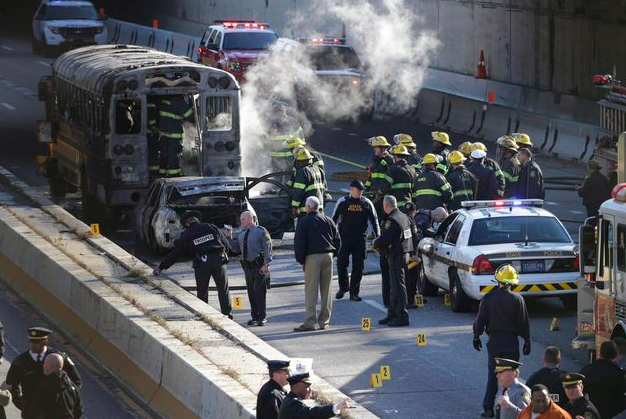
[331,180,379,301]
[226,211,272,326]
[516,148,545,200]
[154,211,233,317]
[561,373,601,419]
[574,160,610,220]
[473,265,531,418]
[293,197,341,332]
[256,360,290,419]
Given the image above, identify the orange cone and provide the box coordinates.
[475,50,487,79]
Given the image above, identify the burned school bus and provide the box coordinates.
[37,44,240,224]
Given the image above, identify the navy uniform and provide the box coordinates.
[517,158,545,200]
[473,265,531,417]
[561,373,601,419]
[577,165,610,219]
[157,211,232,315]
[332,180,380,300]
[33,369,83,419]
[467,151,500,200]
[257,360,290,419]
[290,149,325,218]
[374,205,415,327]
[579,352,626,419]
[6,328,82,419]
[414,154,453,210]
[446,151,477,211]
[493,358,530,419]
[379,146,417,209]
[526,365,567,407]
[157,95,195,176]
[278,373,336,419]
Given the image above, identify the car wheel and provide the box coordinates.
[449,270,473,312]
[560,294,577,311]
[417,258,439,296]
[31,37,41,54]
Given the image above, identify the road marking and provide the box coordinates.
[545,201,558,206]
[570,210,584,215]
[331,127,342,131]
[348,133,359,136]
[1,46,14,51]
[364,299,387,314]
[39,61,52,67]
[1,103,16,110]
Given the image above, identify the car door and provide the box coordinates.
[198,29,211,62]
[33,3,46,40]
[200,29,216,66]
[141,181,162,240]
[429,213,460,287]
[434,215,466,289]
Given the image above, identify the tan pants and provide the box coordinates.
[304,252,334,327]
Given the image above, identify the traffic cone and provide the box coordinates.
[475,50,487,79]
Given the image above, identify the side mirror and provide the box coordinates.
[578,224,596,278]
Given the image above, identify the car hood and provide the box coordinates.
[478,243,576,260]
[43,20,103,28]
[223,50,269,61]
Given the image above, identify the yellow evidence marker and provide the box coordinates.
[361,318,371,331]
[444,293,451,306]
[371,373,383,388]
[549,317,560,332]
[416,333,427,346]
[233,296,243,310]
[380,366,391,380]
[414,294,424,307]
[90,223,100,236]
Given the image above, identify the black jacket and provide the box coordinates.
[473,287,531,342]
[500,156,521,198]
[379,159,417,207]
[277,392,335,419]
[446,165,477,210]
[256,379,287,419]
[469,158,506,197]
[331,195,380,240]
[291,163,325,215]
[467,160,499,200]
[365,154,394,192]
[33,371,83,419]
[407,152,422,173]
[373,208,414,257]
[580,358,626,419]
[564,395,601,419]
[517,160,545,199]
[414,168,452,210]
[578,171,610,209]
[525,366,567,407]
[432,147,450,175]
[294,211,341,265]
[159,222,230,270]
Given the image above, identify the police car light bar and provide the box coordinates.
[215,20,269,29]
[461,199,544,209]
[298,37,347,45]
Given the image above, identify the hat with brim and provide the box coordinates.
[350,180,365,190]
[28,327,52,340]
[494,358,522,373]
[288,372,312,386]
[267,360,290,371]
[471,149,487,159]
[560,373,584,388]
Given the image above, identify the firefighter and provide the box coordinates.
[265,102,304,181]
[394,133,421,173]
[290,148,324,218]
[430,131,452,175]
[496,135,521,198]
[157,95,195,176]
[473,264,531,418]
[282,137,325,187]
[472,142,506,197]
[458,141,473,160]
[516,148,545,200]
[147,98,159,178]
[574,160,610,220]
[446,151,477,211]
[511,133,533,150]
[413,153,452,211]
[467,149,499,200]
[364,136,394,213]
[379,145,417,210]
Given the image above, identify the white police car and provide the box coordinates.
[32,0,107,56]
[417,200,579,312]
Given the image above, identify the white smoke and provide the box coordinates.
[240,0,439,176]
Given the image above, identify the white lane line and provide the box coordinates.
[39,61,51,67]
[1,46,14,51]
[1,103,16,111]
[364,299,387,314]
[545,201,558,206]
[348,133,359,136]
[331,127,342,131]
[570,210,584,215]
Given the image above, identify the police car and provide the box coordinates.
[417,200,579,312]
[31,0,107,56]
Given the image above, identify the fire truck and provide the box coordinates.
[591,84,626,186]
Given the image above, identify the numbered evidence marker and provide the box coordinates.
[549,317,560,332]
[90,223,100,236]
[416,333,427,346]
[444,293,451,306]
[414,294,424,307]
[233,296,243,310]
[361,318,371,331]
[370,373,383,388]
[380,365,391,381]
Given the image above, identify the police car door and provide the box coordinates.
[433,215,466,289]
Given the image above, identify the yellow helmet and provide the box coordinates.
[368,136,391,148]
[496,135,519,151]
[448,150,466,165]
[471,142,487,152]
[495,264,519,285]
[393,133,416,148]
[294,148,313,161]
[511,132,532,147]
[390,144,410,156]
[423,153,439,165]
[458,141,473,155]
[283,136,306,149]
[431,131,451,146]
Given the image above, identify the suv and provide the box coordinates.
[197,20,278,83]
[32,0,107,56]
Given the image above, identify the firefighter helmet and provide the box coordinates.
[368,136,391,148]
[294,148,313,161]
[390,144,410,156]
[431,131,451,146]
[495,264,519,285]
[496,135,519,151]
[393,133,416,148]
[283,136,306,149]
[448,150,466,165]
[471,149,487,159]
[511,133,532,147]
[471,142,487,152]
[422,153,439,165]
[458,141,473,155]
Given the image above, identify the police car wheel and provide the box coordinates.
[418,259,439,297]
[449,270,472,313]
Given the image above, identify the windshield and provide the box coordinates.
[308,46,362,70]
[44,5,98,20]
[222,32,278,50]
[468,216,571,246]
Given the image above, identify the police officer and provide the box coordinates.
[511,133,533,150]
[472,142,506,198]
[156,95,195,176]
[290,148,325,218]
[446,151,477,211]
[516,148,545,200]
[379,145,417,209]
[575,160,610,220]
[414,154,453,210]
[374,196,415,327]
[561,373,601,419]
[226,211,272,326]
[394,133,422,173]
[278,373,349,419]
[473,265,531,418]
[265,102,304,180]
[154,211,233,317]
[332,180,380,301]
[496,135,521,198]
[430,131,451,175]
[413,207,449,241]
[467,149,500,200]
[257,360,290,419]
[493,358,531,419]
[364,136,394,212]
[6,327,82,419]
[32,353,83,419]
[403,202,421,308]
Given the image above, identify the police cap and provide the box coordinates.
[349,179,365,190]
[181,210,202,227]
[560,373,584,388]
[267,360,290,371]
[28,327,52,340]
[494,358,522,373]
[288,372,312,386]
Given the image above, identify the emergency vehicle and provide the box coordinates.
[197,20,278,82]
[417,199,579,312]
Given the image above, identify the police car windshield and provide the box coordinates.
[222,32,278,50]
[308,46,361,70]
[468,216,571,246]
[44,5,98,20]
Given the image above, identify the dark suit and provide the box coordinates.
[277,392,335,419]
[256,379,287,419]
